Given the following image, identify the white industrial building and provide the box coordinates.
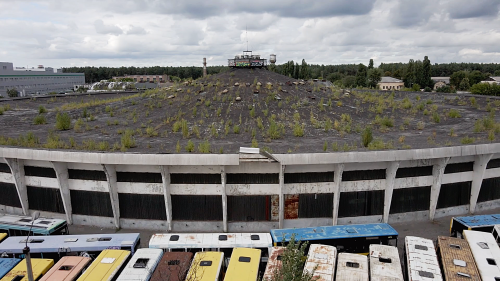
[0,62,85,97]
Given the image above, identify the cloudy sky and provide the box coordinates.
[1,0,499,69]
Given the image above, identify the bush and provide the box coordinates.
[470,82,500,96]
[233,125,240,134]
[121,129,136,149]
[424,87,432,92]
[185,140,195,152]
[447,109,461,118]
[33,114,46,125]
[38,105,47,114]
[7,88,18,97]
[198,140,210,153]
[432,112,440,123]
[436,85,456,93]
[361,127,373,147]
[55,112,71,130]
[293,122,304,137]
[461,136,475,144]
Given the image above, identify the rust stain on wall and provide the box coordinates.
[284,194,299,219]
[271,195,279,221]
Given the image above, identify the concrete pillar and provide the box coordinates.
[221,166,228,233]
[4,158,29,215]
[470,154,493,214]
[102,164,120,229]
[429,157,450,220]
[51,162,73,224]
[279,164,285,229]
[383,162,400,223]
[332,164,345,225]
[159,166,173,232]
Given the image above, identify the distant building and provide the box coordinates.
[112,74,169,83]
[432,77,450,90]
[480,77,500,85]
[0,62,85,97]
[378,77,404,90]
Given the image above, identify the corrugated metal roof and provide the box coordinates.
[270,223,398,243]
[380,77,403,83]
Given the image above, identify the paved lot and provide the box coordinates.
[69,206,500,250]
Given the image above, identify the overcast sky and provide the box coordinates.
[1,0,499,69]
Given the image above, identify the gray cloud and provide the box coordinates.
[94,19,123,35]
[390,0,434,27]
[126,25,147,35]
[447,0,500,19]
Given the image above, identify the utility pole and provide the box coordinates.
[24,211,40,281]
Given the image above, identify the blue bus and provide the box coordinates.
[450,213,500,237]
[0,258,21,279]
[0,214,68,236]
[0,233,140,260]
[270,223,398,254]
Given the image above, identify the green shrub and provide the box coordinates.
[447,109,461,118]
[293,122,304,137]
[121,129,136,149]
[146,126,158,137]
[432,112,440,123]
[251,138,258,148]
[33,114,46,125]
[461,136,475,144]
[74,118,84,132]
[361,127,373,147]
[98,141,109,151]
[185,140,195,152]
[38,105,47,114]
[233,125,240,134]
[55,112,71,130]
[198,140,210,153]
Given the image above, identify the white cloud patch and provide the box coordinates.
[94,19,123,35]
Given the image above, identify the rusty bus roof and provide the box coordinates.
[150,252,193,281]
[262,247,285,281]
[303,244,337,281]
[436,236,480,281]
[369,244,403,281]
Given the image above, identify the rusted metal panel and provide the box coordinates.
[150,252,193,281]
[271,195,279,221]
[303,244,337,281]
[369,244,403,281]
[284,194,299,219]
[262,247,285,280]
[436,236,481,281]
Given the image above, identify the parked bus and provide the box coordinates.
[39,256,91,281]
[150,252,193,281]
[463,230,500,280]
[435,236,480,281]
[270,223,398,253]
[450,213,500,238]
[116,248,163,281]
[0,258,54,281]
[0,258,21,279]
[404,236,443,281]
[149,233,272,261]
[224,248,261,281]
[335,253,369,281]
[491,224,500,244]
[77,249,130,281]
[369,244,403,281]
[0,214,68,236]
[0,233,140,259]
[262,247,284,281]
[185,252,224,281]
[303,244,336,281]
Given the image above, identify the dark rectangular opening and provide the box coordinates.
[228,196,269,222]
[346,262,359,268]
[59,266,74,271]
[0,182,22,208]
[239,257,251,262]
[12,276,25,281]
[450,244,461,249]
[119,193,167,220]
[379,257,392,263]
[24,166,56,178]
[284,172,334,183]
[390,186,431,214]
[219,235,227,241]
[487,258,497,265]
[30,239,44,243]
[487,158,500,169]
[478,178,500,202]
[70,190,113,217]
[226,173,278,184]
[342,169,385,181]
[116,172,162,183]
[444,162,474,174]
[98,237,112,241]
[27,186,65,213]
[0,163,11,173]
[419,271,434,278]
[170,173,221,184]
[437,182,471,209]
[298,193,333,218]
[134,258,150,268]
[68,169,106,181]
[396,166,433,178]
[168,260,180,265]
[170,235,179,241]
[251,235,260,241]
[200,261,212,266]
[172,195,222,221]
[339,190,384,217]
[415,245,428,251]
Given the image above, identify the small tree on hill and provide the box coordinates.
[7,88,18,97]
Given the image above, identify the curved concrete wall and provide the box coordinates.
[0,144,499,232]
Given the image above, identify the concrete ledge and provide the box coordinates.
[171,221,224,232]
[388,210,429,223]
[228,221,279,232]
[476,199,500,212]
[337,215,383,225]
[434,205,470,219]
[72,214,116,229]
[283,218,333,228]
[120,218,169,231]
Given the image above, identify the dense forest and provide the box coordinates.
[63,58,500,93]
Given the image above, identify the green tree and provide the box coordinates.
[422,56,432,88]
[450,71,468,88]
[368,59,374,69]
[459,78,471,91]
[6,88,18,98]
[367,68,382,88]
[342,76,357,88]
[403,59,416,88]
[355,64,367,87]
[299,59,311,80]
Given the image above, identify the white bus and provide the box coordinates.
[303,244,336,281]
[464,230,500,280]
[404,236,443,281]
[262,247,284,281]
[335,253,369,281]
[491,224,500,245]
[148,233,272,261]
[369,244,403,281]
[116,248,163,281]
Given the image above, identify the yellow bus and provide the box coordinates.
[77,250,130,281]
[0,258,54,281]
[185,252,224,281]
[224,248,261,281]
